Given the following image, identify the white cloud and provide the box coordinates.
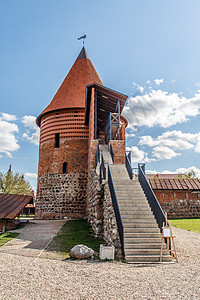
[139,130,198,150]
[139,130,200,161]
[195,81,200,87]
[24,173,37,178]
[0,115,19,158]
[126,132,135,139]
[154,78,164,86]
[176,166,200,178]
[133,81,144,93]
[1,112,17,121]
[22,115,40,146]
[152,146,181,160]
[123,89,200,129]
[126,146,152,163]
[146,166,200,178]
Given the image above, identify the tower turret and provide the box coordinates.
[36,47,128,219]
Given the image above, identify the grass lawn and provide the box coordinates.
[0,232,19,247]
[169,218,200,234]
[47,219,105,259]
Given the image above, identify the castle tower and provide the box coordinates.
[36,47,128,219]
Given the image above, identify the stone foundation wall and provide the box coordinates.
[87,169,104,238]
[36,171,88,219]
[88,168,123,258]
[161,199,200,218]
[154,190,200,218]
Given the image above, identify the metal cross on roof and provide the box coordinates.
[78,34,86,46]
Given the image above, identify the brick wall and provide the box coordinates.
[38,138,89,176]
[36,171,88,219]
[154,190,200,218]
[110,140,126,164]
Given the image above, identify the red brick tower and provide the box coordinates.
[36,47,128,219]
[36,47,102,218]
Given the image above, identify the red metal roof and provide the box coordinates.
[148,179,200,190]
[36,47,103,126]
[0,194,33,219]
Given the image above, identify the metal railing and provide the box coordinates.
[107,164,124,256]
[95,143,101,169]
[138,163,169,231]
[101,154,106,180]
[95,151,98,169]
[110,143,114,163]
[125,154,132,179]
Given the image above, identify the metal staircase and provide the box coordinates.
[99,145,172,263]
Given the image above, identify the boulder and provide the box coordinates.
[69,244,94,259]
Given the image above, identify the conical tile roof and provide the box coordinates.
[36,47,103,126]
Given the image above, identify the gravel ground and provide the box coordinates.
[0,220,199,299]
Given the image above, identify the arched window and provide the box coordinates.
[63,162,68,174]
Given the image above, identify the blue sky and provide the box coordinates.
[1,0,200,189]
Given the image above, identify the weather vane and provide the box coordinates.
[78,34,86,46]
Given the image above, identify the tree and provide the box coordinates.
[0,168,32,195]
[175,169,197,179]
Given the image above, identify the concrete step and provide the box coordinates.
[117,198,147,202]
[125,255,172,263]
[124,223,158,228]
[119,207,152,214]
[121,212,154,218]
[112,182,142,186]
[124,232,161,239]
[125,249,167,255]
[122,214,155,219]
[123,219,157,225]
[124,237,162,243]
[117,196,147,200]
[118,201,149,207]
[124,227,160,233]
[124,243,165,249]
[116,194,147,199]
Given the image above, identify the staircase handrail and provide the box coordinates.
[107,164,124,256]
[125,153,133,180]
[97,143,100,163]
[110,143,114,163]
[95,143,101,169]
[99,154,106,184]
[138,163,169,231]
[101,154,106,180]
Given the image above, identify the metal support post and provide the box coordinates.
[118,99,120,140]
[94,89,97,139]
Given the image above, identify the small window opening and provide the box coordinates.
[63,162,68,174]
[55,133,60,148]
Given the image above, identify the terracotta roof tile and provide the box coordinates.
[148,178,200,190]
[36,47,103,126]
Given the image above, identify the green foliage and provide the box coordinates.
[175,169,197,179]
[169,218,200,233]
[47,219,105,258]
[0,170,32,195]
[0,233,19,247]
